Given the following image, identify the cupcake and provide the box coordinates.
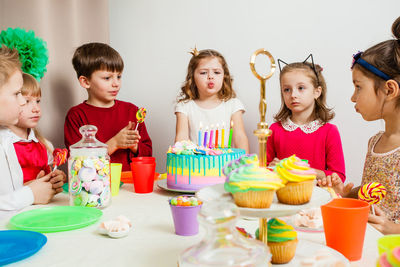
[224,157,285,208]
[274,155,316,205]
[256,218,298,264]
[223,154,259,177]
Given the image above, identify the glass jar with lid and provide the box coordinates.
[178,201,271,266]
[68,125,111,208]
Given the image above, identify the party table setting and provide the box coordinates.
[0,180,386,266]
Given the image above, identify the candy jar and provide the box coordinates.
[178,201,271,266]
[68,125,111,208]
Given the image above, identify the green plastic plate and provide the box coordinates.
[9,206,102,233]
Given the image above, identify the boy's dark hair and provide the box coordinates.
[72,42,124,79]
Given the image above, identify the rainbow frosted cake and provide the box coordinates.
[166,141,245,191]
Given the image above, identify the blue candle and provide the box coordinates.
[198,122,202,147]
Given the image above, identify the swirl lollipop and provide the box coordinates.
[134,107,147,130]
[358,182,387,214]
[53,148,68,171]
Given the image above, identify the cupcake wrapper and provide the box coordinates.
[232,190,274,208]
[276,180,314,205]
[268,238,298,264]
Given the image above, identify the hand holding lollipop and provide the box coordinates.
[135,107,147,130]
[53,148,68,171]
[358,182,387,214]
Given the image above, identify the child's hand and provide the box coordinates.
[369,205,398,234]
[49,169,67,194]
[108,121,141,153]
[28,171,56,204]
[268,157,280,168]
[317,173,353,197]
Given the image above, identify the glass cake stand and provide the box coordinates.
[196,184,332,218]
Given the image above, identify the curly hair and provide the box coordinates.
[178,49,236,102]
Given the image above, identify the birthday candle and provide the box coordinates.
[203,126,208,147]
[215,123,219,148]
[198,122,202,147]
[221,122,225,148]
[209,125,214,149]
[228,121,233,148]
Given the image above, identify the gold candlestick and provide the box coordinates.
[249,48,276,245]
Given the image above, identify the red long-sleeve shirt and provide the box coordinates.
[64,100,152,171]
[267,121,346,182]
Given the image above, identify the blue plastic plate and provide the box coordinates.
[0,230,47,265]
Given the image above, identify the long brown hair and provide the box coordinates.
[352,16,400,109]
[22,73,52,152]
[178,49,236,102]
[274,62,334,123]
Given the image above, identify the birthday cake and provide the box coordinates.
[166,141,245,191]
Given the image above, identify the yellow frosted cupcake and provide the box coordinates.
[256,218,298,264]
[275,155,316,205]
[224,155,285,208]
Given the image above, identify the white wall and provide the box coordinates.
[109,0,399,185]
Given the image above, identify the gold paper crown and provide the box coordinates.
[189,46,199,57]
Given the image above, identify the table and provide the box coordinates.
[0,183,383,267]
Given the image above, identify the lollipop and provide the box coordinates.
[134,107,147,130]
[358,182,387,214]
[53,148,68,170]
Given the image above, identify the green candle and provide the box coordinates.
[228,121,233,148]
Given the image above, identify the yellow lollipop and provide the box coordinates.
[135,107,147,130]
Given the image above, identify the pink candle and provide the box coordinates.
[209,125,214,149]
[215,123,219,148]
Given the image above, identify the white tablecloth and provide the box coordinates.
[0,183,383,267]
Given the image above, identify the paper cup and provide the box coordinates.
[321,198,370,261]
[169,203,201,236]
[110,163,122,196]
[130,161,156,193]
[378,234,400,255]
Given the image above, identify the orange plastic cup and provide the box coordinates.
[321,198,370,261]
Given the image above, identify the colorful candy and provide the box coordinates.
[358,182,387,204]
[52,148,68,170]
[69,156,111,208]
[135,107,147,130]
[170,196,202,206]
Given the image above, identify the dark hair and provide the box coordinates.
[178,49,236,102]
[274,61,334,123]
[72,42,124,79]
[352,16,400,108]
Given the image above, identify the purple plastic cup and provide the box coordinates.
[169,203,202,236]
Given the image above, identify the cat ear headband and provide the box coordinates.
[351,51,392,81]
[278,54,321,85]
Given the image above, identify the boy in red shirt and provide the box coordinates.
[64,42,152,171]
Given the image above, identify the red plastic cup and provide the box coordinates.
[130,161,156,193]
[321,198,370,261]
[131,157,155,163]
